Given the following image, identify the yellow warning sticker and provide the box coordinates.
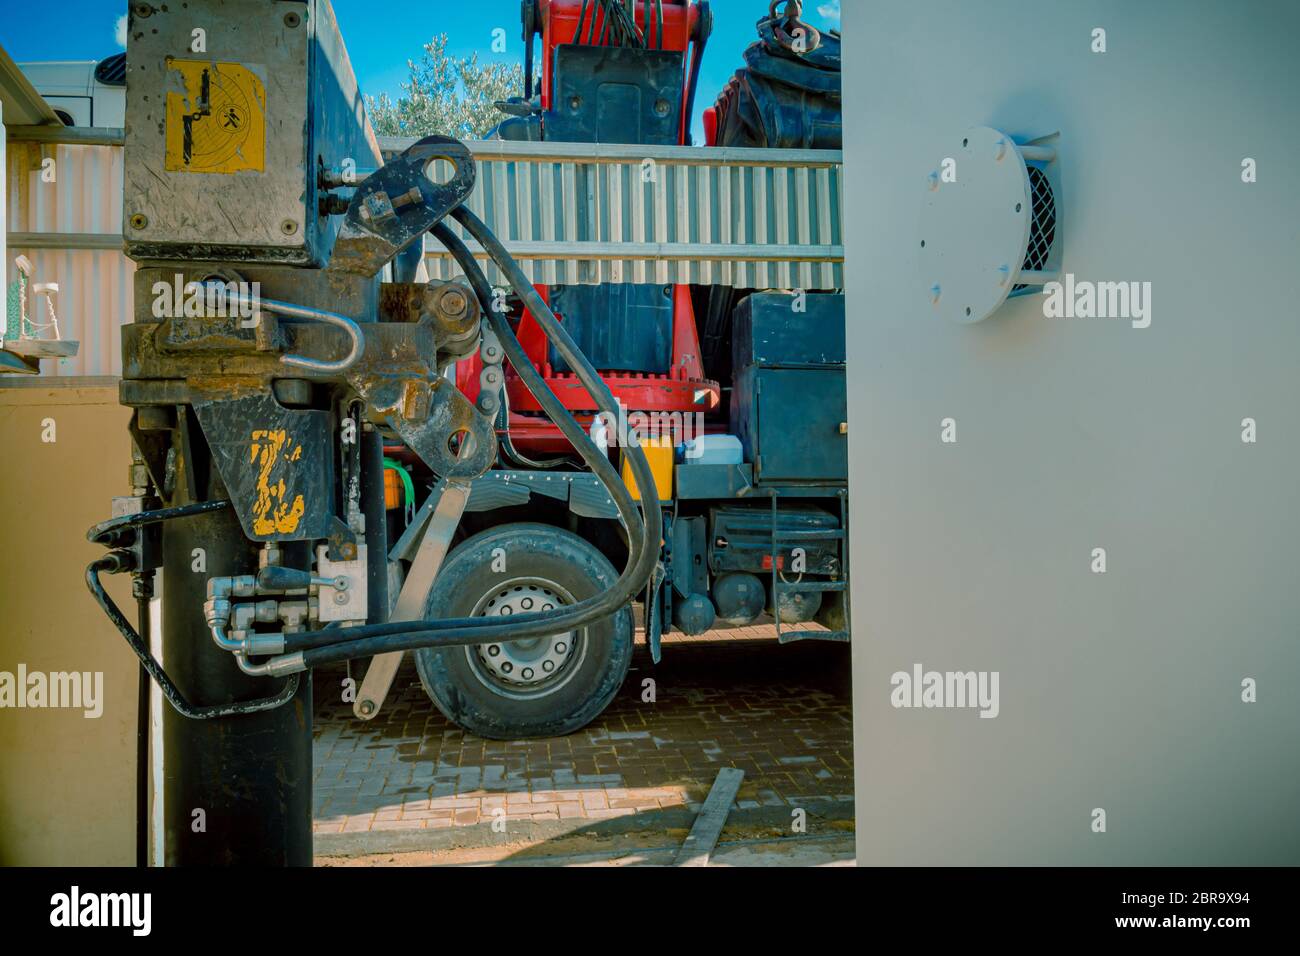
[164,58,266,174]
[249,429,305,536]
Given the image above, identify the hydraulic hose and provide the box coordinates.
[440,217,646,565]
[294,212,663,668]
[291,225,652,656]
[450,204,660,561]
[87,553,300,718]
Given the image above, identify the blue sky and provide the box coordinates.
[0,0,840,141]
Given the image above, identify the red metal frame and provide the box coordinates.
[538,0,702,144]
[454,0,717,455]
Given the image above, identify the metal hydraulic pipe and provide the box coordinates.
[223,291,365,374]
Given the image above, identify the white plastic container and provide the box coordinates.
[680,434,743,465]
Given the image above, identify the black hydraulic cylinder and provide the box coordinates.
[360,426,390,623]
[160,451,313,866]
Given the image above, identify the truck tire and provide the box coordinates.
[413,522,634,739]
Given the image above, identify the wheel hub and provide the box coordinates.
[474,583,577,689]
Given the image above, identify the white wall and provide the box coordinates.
[845,0,1300,864]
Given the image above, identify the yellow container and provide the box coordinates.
[384,467,403,510]
[621,437,674,502]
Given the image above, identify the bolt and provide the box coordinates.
[284,11,301,27]
[358,700,375,716]
[280,219,299,236]
[440,288,467,317]
[333,591,348,605]
[129,213,148,230]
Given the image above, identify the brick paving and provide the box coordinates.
[311,626,853,839]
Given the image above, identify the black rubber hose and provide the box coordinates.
[297,216,664,667]
[87,554,300,718]
[448,207,660,571]
[135,589,149,868]
[682,2,710,143]
[295,224,649,649]
[574,0,591,44]
[439,219,644,562]
[87,499,231,546]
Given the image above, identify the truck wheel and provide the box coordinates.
[413,522,634,739]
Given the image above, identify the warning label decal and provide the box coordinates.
[164,58,266,174]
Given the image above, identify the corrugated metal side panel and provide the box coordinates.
[419,141,844,290]
[6,141,132,376]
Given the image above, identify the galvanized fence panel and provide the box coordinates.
[396,139,845,290]
[5,135,843,377]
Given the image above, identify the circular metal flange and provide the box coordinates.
[467,579,583,699]
[919,126,1032,324]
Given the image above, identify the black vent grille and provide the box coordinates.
[1012,166,1056,291]
[94,53,127,87]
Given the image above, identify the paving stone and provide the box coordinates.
[311,629,852,834]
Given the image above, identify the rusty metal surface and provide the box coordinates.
[190,392,338,543]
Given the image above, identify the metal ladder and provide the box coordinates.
[768,489,850,644]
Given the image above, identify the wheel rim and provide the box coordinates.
[465,577,585,700]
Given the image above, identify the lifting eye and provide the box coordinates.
[423,156,460,186]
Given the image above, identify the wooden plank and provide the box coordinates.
[674,767,745,867]
[5,338,79,358]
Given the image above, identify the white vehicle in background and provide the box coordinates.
[18,52,125,127]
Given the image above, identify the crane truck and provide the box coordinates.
[86,0,855,863]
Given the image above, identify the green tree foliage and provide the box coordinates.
[366,35,526,138]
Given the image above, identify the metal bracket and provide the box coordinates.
[329,135,477,277]
[353,478,471,719]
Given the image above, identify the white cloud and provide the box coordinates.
[115,13,128,49]
[816,0,841,28]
